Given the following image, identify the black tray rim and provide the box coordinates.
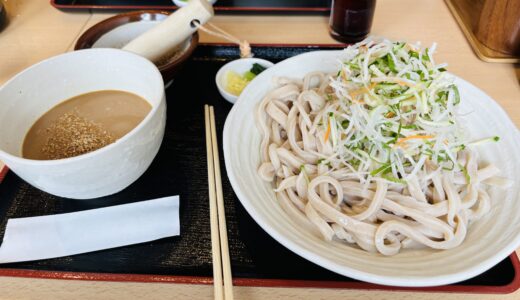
[50,0,330,12]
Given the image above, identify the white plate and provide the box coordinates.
[223,50,520,287]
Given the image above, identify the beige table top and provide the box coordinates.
[0,0,519,299]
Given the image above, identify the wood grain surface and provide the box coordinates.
[446,0,520,61]
[0,0,520,299]
[474,0,520,55]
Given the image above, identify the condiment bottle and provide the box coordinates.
[0,2,7,32]
[329,0,376,43]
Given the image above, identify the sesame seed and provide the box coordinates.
[41,112,115,160]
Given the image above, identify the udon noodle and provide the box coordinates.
[255,39,511,255]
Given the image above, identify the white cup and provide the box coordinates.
[0,48,166,199]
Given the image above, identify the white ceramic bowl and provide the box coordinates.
[223,50,520,286]
[0,48,166,199]
[173,0,217,7]
[216,58,274,104]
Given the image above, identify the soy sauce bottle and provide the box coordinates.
[0,3,7,32]
[329,0,377,43]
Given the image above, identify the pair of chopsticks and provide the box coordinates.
[204,105,234,300]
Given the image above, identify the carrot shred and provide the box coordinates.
[396,135,434,145]
[349,83,376,103]
[324,118,331,143]
[342,71,348,82]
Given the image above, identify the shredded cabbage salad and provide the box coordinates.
[322,38,498,184]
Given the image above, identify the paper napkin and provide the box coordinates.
[0,195,180,263]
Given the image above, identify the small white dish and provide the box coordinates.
[75,11,199,88]
[173,0,217,7]
[215,58,274,104]
[0,48,166,199]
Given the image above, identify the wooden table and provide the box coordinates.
[0,0,519,299]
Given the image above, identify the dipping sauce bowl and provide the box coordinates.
[0,49,166,199]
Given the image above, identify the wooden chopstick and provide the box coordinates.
[209,106,234,300]
[204,105,224,300]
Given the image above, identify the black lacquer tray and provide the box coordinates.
[0,44,518,294]
[51,0,331,13]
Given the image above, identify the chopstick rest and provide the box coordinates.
[0,196,180,263]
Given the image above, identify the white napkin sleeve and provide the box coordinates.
[0,195,180,263]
